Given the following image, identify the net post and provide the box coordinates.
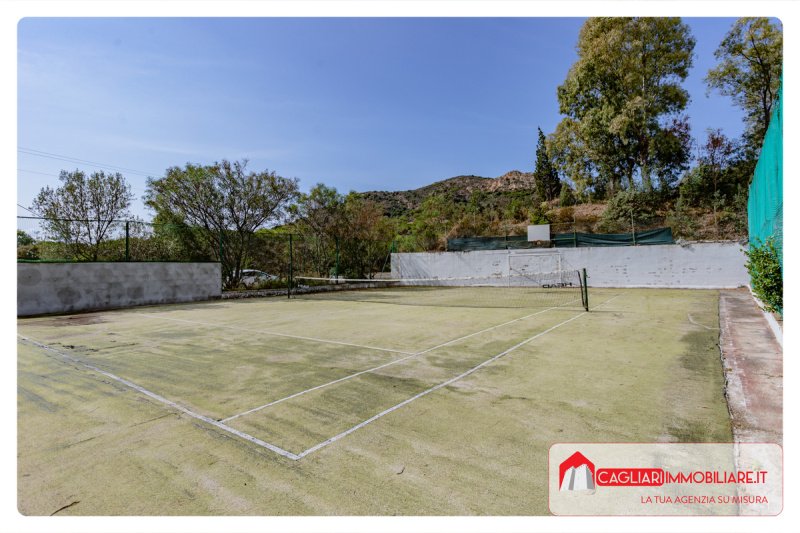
[288,233,293,298]
[125,221,130,261]
[506,249,511,288]
[582,268,589,311]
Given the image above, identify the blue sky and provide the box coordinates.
[18,17,748,219]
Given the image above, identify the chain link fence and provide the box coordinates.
[17,216,221,263]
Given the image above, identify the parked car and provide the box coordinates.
[239,269,279,288]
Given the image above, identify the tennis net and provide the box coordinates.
[290,270,588,310]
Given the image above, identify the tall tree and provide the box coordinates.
[533,127,561,202]
[290,186,396,278]
[291,184,347,239]
[705,18,783,152]
[555,17,695,194]
[31,169,134,261]
[145,160,298,288]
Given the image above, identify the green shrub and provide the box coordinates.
[559,185,576,207]
[529,203,550,225]
[745,237,782,314]
[665,195,697,239]
[17,243,40,260]
[598,189,661,233]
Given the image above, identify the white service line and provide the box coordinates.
[688,313,720,331]
[296,292,625,458]
[135,313,414,355]
[220,303,572,423]
[18,335,301,461]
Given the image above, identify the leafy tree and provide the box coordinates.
[705,18,783,152]
[679,130,753,235]
[337,194,397,278]
[680,130,751,204]
[291,183,346,238]
[17,230,35,246]
[555,17,695,193]
[289,184,347,276]
[533,127,561,202]
[17,230,39,260]
[30,169,134,261]
[290,186,397,277]
[409,194,461,251]
[145,160,298,288]
[548,119,599,201]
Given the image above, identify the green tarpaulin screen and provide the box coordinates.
[748,84,783,271]
[552,227,673,247]
[447,227,673,251]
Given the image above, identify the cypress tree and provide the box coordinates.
[534,127,561,202]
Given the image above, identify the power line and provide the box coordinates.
[17,167,147,194]
[18,147,160,177]
[18,168,59,178]
[17,203,35,214]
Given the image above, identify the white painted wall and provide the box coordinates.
[392,243,749,288]
[17,262,221,316]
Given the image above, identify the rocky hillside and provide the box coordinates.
[361,170,536,217]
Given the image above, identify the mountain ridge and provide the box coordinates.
[360,170,537,217]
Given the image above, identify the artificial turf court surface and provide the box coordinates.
[17,288,732,515]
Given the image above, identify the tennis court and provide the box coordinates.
[17,285,732,515]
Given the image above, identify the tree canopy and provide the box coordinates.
[705,17,783,152]
[553,17,695,195]
[30,169,134,261]
[145,160,299,287]
[291,184,396,278]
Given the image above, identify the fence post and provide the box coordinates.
[125,221,130,261]
[631,211,637,246]
[335,236,340,284]
[288,233,293,298]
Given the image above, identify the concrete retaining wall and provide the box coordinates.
[392,243,749,288]
[17,262,221,316]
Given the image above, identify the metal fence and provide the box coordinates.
[17,216,222,263]
[18,216,395,291]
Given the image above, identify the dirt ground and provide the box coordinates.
[17,288,731,515]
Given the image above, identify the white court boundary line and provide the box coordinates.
[220,301,579,423]
[135,312,414,355]
[295,292,624,458]
[18,293,620,461]
[17,335,301,461]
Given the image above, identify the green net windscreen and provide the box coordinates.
[748,83,783,271]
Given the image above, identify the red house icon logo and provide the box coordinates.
[559,451,596,493]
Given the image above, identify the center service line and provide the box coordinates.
[296,292,625,458]
[221,302,574,423]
